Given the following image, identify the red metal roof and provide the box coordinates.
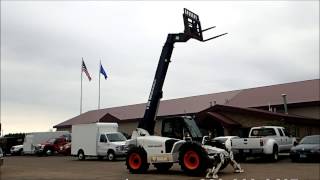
[227,79,320,107]
[54,79,320,128]
[206,112,241,127]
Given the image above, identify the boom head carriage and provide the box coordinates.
[173,8,227,43]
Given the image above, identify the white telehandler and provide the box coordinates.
[125,8,244,179]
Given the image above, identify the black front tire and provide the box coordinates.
[20,149,24,156]
[154,163,173,172]
[42,148,49,156]
[45,148,53,156]
[178,142,210,176]
[126,146,149,174]
[107,151,115,161]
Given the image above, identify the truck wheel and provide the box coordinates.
[154,163,173,172]
[41,148,49,156]
[45,149,53,156]
[19,149,23,156]
[126,146,149,174]
[179,142,210,176]
[107,151,115,161]
[77,150,85,161]
[270,145,279,162]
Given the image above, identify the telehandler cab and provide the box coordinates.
[125,9,243,179]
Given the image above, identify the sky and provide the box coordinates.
[1,1,319,134]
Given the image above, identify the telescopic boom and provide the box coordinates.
[137,8,227,135]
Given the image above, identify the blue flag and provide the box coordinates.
[100,64,108,79]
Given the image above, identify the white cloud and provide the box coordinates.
[1,1,319,133]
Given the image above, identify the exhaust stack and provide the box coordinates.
[282,94,288,114]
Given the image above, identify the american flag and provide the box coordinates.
[82,60,92,81]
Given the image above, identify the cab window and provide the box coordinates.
[250,128,276,137]
[162,119,184,139]
[100,134,107,142]
[277,128,284,136]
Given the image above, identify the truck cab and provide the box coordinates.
[161,116,203,142]
[97,132,127,160]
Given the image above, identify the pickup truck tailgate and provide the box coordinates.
[232,138,263,149]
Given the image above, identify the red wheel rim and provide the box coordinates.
[183,150,200,170]
[129,153,142,170]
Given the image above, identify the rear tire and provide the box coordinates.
[126,146,149,174]
[179,142,210,176]
[77,150,85,161]
[270,145,279,162]
[154,163,173,172]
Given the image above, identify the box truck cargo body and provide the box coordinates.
[71,123,127,161]
[23,131,69,154]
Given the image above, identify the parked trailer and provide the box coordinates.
[71,123,127,161]
[23,131,69,155]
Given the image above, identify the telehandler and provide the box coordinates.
[125,8,243,179]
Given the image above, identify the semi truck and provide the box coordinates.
[71,123,127,161]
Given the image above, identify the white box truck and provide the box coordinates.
[23,131,69,155]
[71,123,127,161]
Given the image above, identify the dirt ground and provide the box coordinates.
[0,155,319,180]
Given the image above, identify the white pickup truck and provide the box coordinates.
[231,126,297,161]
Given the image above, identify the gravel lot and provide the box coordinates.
[0,155,319,180]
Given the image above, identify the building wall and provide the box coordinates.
[118,119,163,136]
[260,104,320,119]
[55,104,320,138]
[288,106,320,119]
[117,122,137,135]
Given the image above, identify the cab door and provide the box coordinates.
[97,134,108,156]
[276,128,286,151]
[281,128,292,150]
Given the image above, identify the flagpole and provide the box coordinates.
[80,57,83,114]
[98,60,101,109]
